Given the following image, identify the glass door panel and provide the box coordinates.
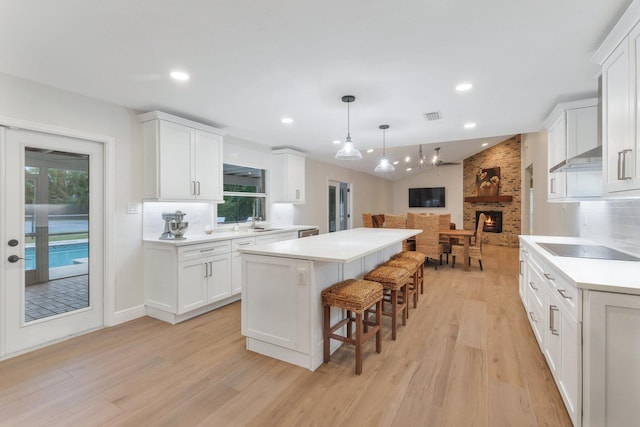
[24,148,90,321]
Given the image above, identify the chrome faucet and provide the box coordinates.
[251,202,257,229]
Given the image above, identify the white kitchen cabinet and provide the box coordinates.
[272,149,306,203]
[144,228,303,323]
[520,241,581,426]
[539,257,581,427]
[547,113,567,200]
[518,246,527,300]
[545,99,600,201]
[178,250,231,314]
[139,110,224,201]
[583,291,640,427]
[144,240,234,324]
[177,257,209,313]
[231,237,255,295]
[594,3,640,197]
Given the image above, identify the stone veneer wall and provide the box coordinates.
[463,135,522,247]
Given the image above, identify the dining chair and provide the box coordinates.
[438,213,452,264]
[406,212,426,229]
[372,214,385,228]
[451,213,486,271]
[384,213,413,251]
[413,214,443,270]
[362,213,373,228]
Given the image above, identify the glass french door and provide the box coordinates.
[2,127,103,355]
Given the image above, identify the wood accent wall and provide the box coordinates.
[462,135,522,247]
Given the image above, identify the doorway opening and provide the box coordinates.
[328,180,351,233]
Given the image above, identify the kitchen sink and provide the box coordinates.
[253,228,282,232]
[538,243,640,261]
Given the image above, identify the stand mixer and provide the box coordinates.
[159,210,189,240]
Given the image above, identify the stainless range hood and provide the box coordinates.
[549,145,602,173]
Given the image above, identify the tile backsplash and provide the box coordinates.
[580,199,640,256]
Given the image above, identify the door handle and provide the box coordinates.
[8,255,24,263]
[549,305,560,336]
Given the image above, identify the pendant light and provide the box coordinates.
[374,124,395,172]
[335,95,363,160]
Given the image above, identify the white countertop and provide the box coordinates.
[238,227,421,263]
[143,225,318,246]
[520,235,640,295]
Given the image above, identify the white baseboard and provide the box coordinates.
[113,305,146,325]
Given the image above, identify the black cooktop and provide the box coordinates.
[538,243,640,261]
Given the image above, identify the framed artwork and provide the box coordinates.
[476,167,500,196]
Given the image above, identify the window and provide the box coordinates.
[218,164,266,225]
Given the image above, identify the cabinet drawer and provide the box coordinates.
[541,265,579,319]
[232,237,255,251]
[526,293,545,348]
[526,265,546,311]
[179,241,231,261]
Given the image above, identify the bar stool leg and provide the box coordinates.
[401,283,408,326]
[355,312,363,375]
[375,300,382,353]
[346,309,352,339]
[323,305,330,363]
[391,290,398,340]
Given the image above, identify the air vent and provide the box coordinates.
[423,111,442,121]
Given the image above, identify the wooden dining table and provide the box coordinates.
[438,229,476,271]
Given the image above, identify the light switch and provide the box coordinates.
[127,202,141,214]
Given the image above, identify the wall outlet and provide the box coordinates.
[127,202,141,214]
[297,268,307,286]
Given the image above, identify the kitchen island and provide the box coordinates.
[239,227,420,371]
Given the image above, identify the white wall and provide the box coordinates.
[391,165,464,228]
[0,73,144,312]
[521,131,580,236]
[293,158,394,233]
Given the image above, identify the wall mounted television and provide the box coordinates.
[408,187,446,208]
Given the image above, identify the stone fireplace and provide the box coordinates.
[476,210,503,233]
[462,135,521,247]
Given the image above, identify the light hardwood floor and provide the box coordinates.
[0,245,572,426]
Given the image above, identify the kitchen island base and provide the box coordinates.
[241,233,409,371]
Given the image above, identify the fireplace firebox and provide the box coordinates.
[475,210,502,233]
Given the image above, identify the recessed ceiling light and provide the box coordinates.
[456,82,473,92]
[405,156,411,163]
[406,167,413,172]
[464,122,477,129]
[333,140,341,145]
[281,117,293,124]
[482,142,488,147]
[393,161,399,165]
[367,148,374,153]
[170,71,190,81]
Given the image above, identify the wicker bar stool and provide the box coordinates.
[383,257,420,312]
[364,266,411,340]
[322,279,383,375]
[393,251,426,294]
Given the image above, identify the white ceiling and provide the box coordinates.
[0,0,632,180]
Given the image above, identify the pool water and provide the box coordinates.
[25,241,89,270]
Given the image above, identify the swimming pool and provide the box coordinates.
[25,241,89,270]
